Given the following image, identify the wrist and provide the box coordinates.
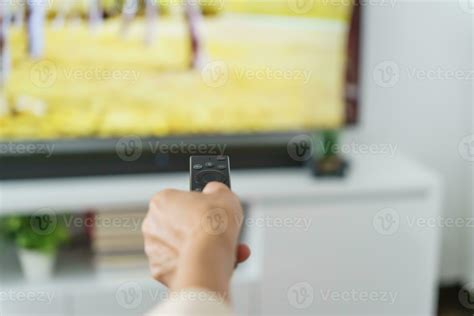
[172,232,237,297]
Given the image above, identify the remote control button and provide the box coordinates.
[196,170,226,185]
[205,162,214,168]
[217,164,226,170]
[216,156,226,161]
[194,188,202,192]
[193,164,203,170]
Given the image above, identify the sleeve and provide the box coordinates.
[146,288,233,316]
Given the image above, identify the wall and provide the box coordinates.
[470,2,473,285]
[345,0,473,283]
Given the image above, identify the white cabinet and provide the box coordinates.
[256,199,440,315]
[244,156,441,315]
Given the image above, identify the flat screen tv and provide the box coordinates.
[0,0,361,179]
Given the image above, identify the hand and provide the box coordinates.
[142,182,251,297]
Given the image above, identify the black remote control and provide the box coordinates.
[190,155,231,192]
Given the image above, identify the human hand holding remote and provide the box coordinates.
[142,182,251,298]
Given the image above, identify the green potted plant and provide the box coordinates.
[312,130,348,177]
[0,212,69,282]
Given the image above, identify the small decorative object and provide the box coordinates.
[0,213,69,282]
[312,130,349,178]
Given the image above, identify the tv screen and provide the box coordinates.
[0,0,361,178]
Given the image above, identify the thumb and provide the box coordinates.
[202,182,230,195]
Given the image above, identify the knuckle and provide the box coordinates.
[150,263,165,281]
[150,189,176,207]
[149,196,160,210]
[141,218,150,235]
[143,243,154,257]
[160,188,177,196]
